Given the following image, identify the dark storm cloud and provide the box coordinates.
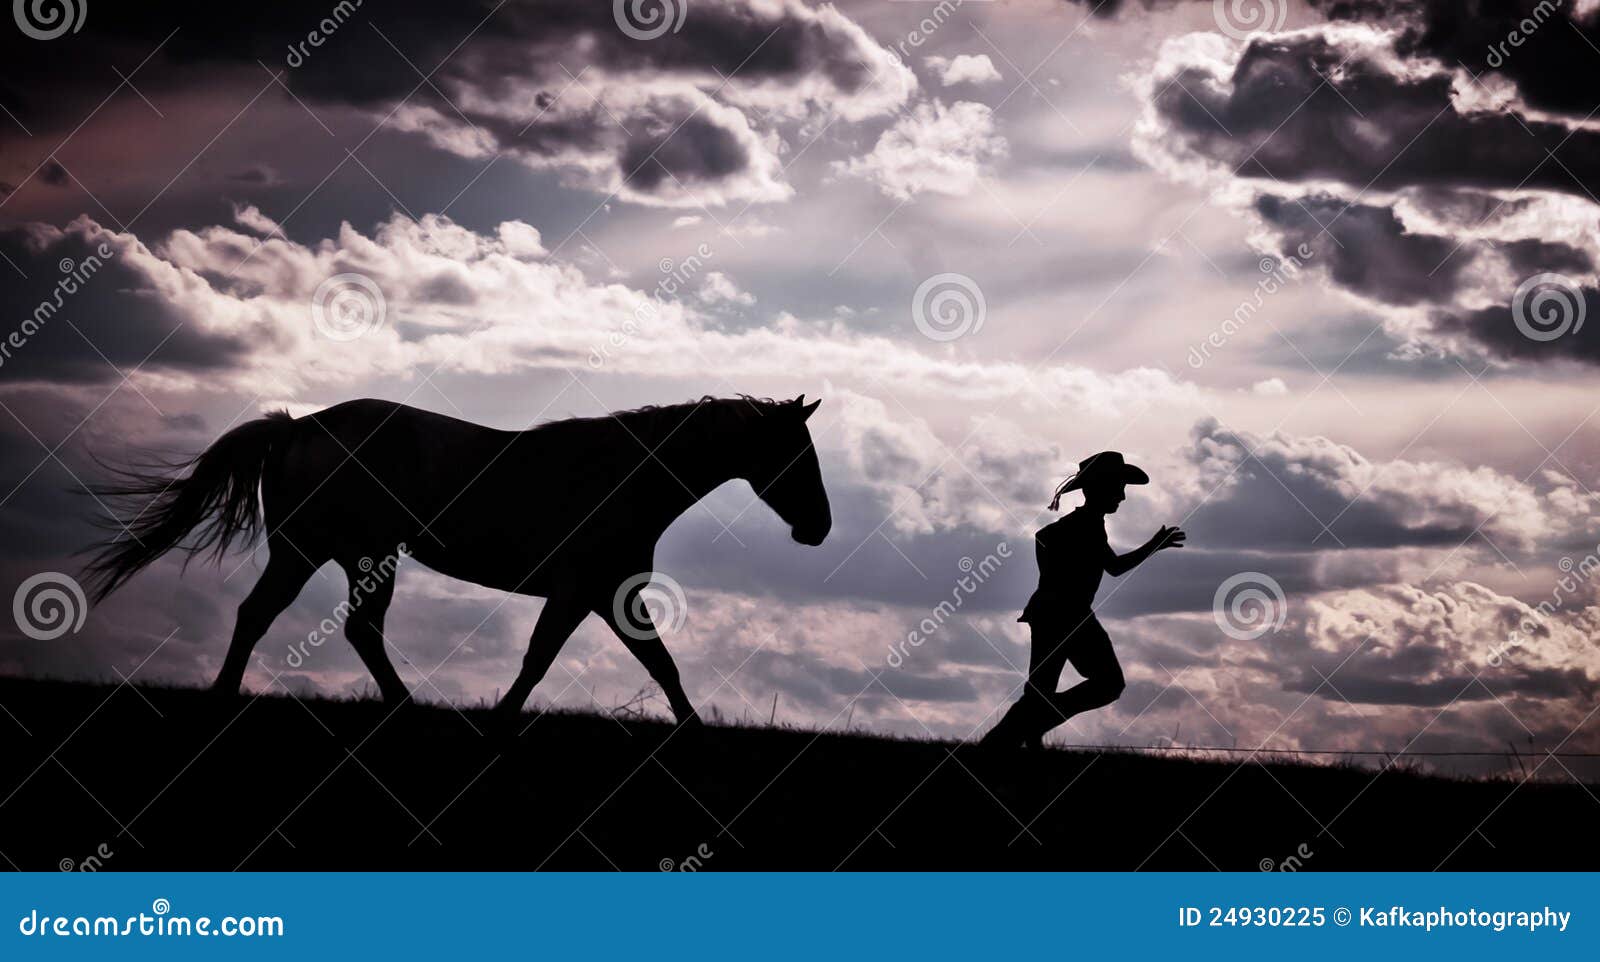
[737,647,979,711]
[1310,0,1600,118]
[1406,186,1538,225]
[0,0,905,205]
[1133,3,1600,368]
[1152,30,1600,198]
[1286,665,1598,707]
[1255,193,1468,306]
[1502,238,1594,277]
[1436,287,1600,364]
[38,161,68,187]
[619,112,750,192]
[226,165,282,186]
[0,220,249,386]
[1174,417,1585,557]
[1252,192,1599,365]
[1127,579,1600,713]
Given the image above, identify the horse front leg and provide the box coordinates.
[597,588,699,727]
[494,592,589,724]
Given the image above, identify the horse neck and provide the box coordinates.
[638,410,747,518]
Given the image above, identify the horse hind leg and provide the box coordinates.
[339,555,410,704]
[494,593,589,725]
[213,545,320,694]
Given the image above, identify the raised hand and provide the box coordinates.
[1152,525,1186,551]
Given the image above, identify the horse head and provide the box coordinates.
[744,395,831,546]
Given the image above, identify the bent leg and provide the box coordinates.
[981,619,1073,747]
[596,589,697,725]
[339,556,409,704]
[494,593,589,720]
[214,547,320,693]
[1045,619,1125,723]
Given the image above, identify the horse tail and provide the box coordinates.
[82,411,297,603]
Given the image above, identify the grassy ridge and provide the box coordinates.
[0,676,1592,870]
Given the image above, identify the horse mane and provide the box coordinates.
[535,395,784,440]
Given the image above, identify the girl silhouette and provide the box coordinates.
[980,451,1185,750]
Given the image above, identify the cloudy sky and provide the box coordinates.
[2,0,1599,771]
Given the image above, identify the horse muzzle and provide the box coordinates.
[791,521,830,546]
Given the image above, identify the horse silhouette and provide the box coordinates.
[83,395,831,726]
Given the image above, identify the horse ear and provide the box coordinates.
[793,394,806,406]
[801,397,821,420]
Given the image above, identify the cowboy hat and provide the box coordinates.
[1049,451,1148,509]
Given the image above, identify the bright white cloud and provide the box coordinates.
[925,54,1002,87]
[834,100,1008,200]
[698,270,756,308]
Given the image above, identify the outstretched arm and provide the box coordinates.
[1105,525,1186,576]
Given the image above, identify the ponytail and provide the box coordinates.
[1047,473,1078,511]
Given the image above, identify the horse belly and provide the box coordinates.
[406,510,596,597]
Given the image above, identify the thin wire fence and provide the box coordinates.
[1055,743,1600,758]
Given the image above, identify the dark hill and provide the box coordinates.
[1,676,1591,870]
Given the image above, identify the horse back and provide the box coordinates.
[263,399,648,592]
